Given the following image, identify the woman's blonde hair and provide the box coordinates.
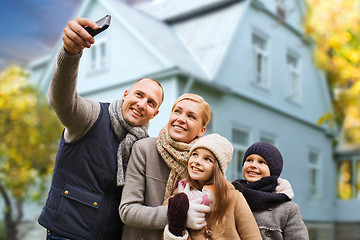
[171,93,211,127]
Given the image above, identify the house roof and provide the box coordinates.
[170,1,248,78]
[135,0,248,79]
[30,0,250,84]
[102,0,209,80]
[135,0,236,21]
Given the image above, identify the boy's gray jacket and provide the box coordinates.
[253,201,309,240]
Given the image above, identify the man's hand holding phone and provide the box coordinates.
[63,15,111,55]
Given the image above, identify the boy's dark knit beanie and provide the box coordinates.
[242,142,283,177]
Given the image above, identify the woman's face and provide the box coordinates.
[167,99,206,143]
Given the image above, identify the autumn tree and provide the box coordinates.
[304,0,360,144]
[0,66,62,240]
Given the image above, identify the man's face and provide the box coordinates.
[122,79,163,126]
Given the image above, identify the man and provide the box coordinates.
[38,17,164,240]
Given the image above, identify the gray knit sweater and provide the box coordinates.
[48,47,100,143]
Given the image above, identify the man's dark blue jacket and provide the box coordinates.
[39,103,123,240]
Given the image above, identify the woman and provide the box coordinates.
[119,93,212,240]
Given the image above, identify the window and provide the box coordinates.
[260,135,275,145]
[276,0,286,21]
[337,157,360,200]
[307,224,334,240]
[252,32,268,87]
[308,150,321,199]
[308,229,320,240]
[89,38,107,72]
[338,160,352,200]
[286,52,301,102]
[232,128,250,176]
[276,6,286,21]
[337,159,360,200]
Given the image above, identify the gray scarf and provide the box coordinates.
[109,99,149,186]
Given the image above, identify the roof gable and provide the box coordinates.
[171,1,248,79]
[31,0,210,90]
[102,0,207,79]
[136,0,249,79]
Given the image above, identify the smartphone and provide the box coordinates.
[85,15,111,37]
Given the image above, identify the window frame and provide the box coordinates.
[252,31,268,88]
[308,149,322,200]
[88,37,108,73]
[336,157,360,200]
[276,0,286,21]
[231,127,251,178]
[286,51,301,102]
[259,132,276,145]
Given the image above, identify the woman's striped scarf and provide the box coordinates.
[156,125,197,200]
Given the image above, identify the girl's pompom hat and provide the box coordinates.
[189,133,234,174]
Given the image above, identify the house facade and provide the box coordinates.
[27,0,359,239]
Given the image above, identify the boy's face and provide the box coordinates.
[242,154,270,182]
[188,148,215,187]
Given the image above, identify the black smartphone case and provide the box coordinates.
[85,15,111,37]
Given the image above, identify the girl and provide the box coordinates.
[232,142,309,240]
[164,133,262,240]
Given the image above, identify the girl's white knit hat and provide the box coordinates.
[189,133,234,174]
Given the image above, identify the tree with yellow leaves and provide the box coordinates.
[0,66,62,240]
[304,0,360,144]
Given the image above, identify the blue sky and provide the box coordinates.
[0,0,82,71]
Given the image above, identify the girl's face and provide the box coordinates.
[188,148,215,187]
[167,99,206,143]
[242,154,271,182]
